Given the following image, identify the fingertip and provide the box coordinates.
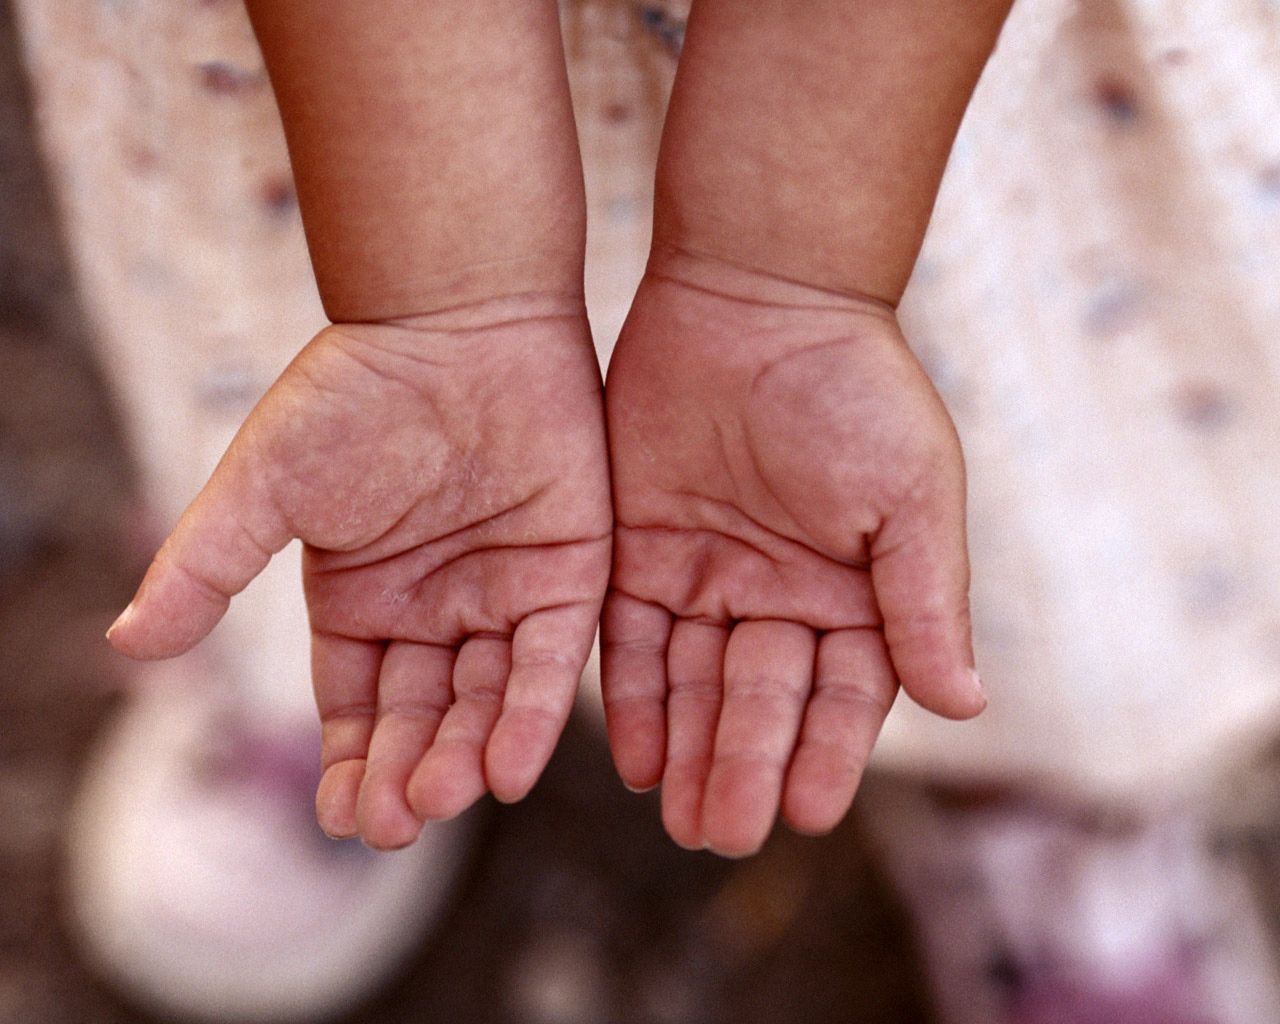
[483,718,550,805]
[117,462,285,660]
[959,668,988,717]
[908,665,986,720]
[700,766,776,860]
[316,760,364,839]
[407,753,486,821]
[487,769,537,804]
[781,768,858,837]
[355,776,423,851]
[970,668,987,701]
[703,833,766,860]
[361,821,421,851]
[104,601,135,643]
[104,620,204,661]
[666,829,704,852]
[660,784,705,851]
[786,820,837,839]
[103,594,150,659]
[885,613,984,719]
[104,574,229,661]
[607,703,666,793]
[487,772,536,805]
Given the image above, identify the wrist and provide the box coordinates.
[323,245,586,327]
[649,187,913,308]
[644,243,897,323]
[370,285,587,335]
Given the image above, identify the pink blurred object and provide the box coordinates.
[1013,978,1213,1024]
[859,776,1280,1024]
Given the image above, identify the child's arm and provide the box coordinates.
[108,2,612,849]
[653,0,1013,304]
[603,0,1013,855]
[245,0,586,320]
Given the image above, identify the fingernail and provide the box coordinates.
[969,668,988,708]
[106,602,135,640]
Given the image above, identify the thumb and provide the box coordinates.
[107,444,291,660]
[870,492,985,721]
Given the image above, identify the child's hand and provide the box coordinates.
[107,296,612,848]
[602,255,984,857]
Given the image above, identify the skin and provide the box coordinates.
[242,0,587,319]
[602,0,1013,857]
[108,301,612,850]
[109,0,1012,856]
[106,1,611,850]
[650,0,1015,303]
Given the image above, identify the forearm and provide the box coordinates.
[652,0,1013,306]
[246,0,584,322]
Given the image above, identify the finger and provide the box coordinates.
[485,600,598,803]
[781,628,897,836]
[661,619,728,850]
[315,760,365,840]
[312,632,384,838]
[871,487,984,719]
[600,592,673,792]
[407,636,511,821]
[355,640,453,850]
[106,443,291,660]
[701,620,815,858]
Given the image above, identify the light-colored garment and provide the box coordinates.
[879,0,1280,802]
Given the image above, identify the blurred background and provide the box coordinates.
[2,0,1280,1022]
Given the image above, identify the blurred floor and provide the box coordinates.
[0,3,931,1022]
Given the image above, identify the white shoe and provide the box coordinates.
[65,662,474,1024]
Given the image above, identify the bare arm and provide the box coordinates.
[653,0,1014,304]
[245,0,585,321]
[107,2,612,846]
[601,2,1013,853]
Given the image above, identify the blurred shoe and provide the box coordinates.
[65,661,474,1024]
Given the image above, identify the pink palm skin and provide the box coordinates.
[602,256,985,858]
[108,295,613,850]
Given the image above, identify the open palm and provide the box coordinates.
[108,301,612,848]
[603,262,983,857]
